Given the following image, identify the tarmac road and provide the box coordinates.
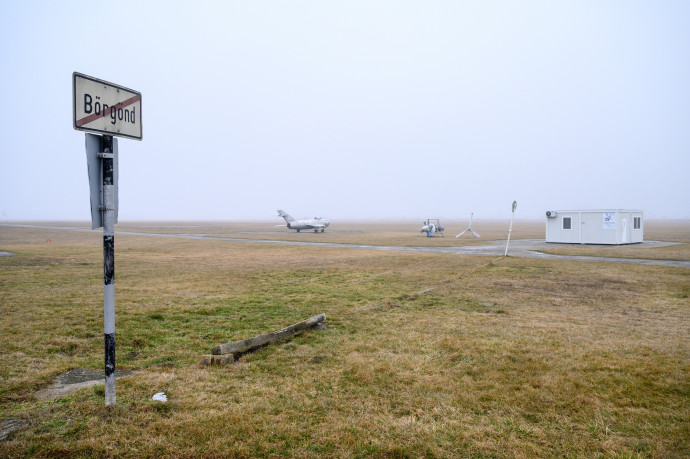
[2,224,689,268]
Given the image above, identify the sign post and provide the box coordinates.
[504,201,517,257]
[74,72,142,407]
[101,135,116,406]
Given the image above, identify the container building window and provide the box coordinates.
[562,217,572,230]
[634,217,641,229]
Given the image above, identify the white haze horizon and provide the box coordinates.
[1,1,688,222]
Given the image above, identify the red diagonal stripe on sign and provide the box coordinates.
[76,94,141,127]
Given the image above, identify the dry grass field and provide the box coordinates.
[0,221,688,457]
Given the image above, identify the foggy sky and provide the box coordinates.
[1,1,688,222]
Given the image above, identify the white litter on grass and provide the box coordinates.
[152,392,167,402]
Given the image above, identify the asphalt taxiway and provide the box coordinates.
[1,224,688,268]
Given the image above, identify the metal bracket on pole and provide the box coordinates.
[85,134,119,230]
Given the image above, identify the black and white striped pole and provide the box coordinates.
[85,132,119,407]
[100,135,116,406]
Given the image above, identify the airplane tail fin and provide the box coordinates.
[277,210,295,223]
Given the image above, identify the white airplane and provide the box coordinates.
[277,210,330,233]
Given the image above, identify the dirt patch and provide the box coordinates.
[0,418,25,441]
[35,368,135,401]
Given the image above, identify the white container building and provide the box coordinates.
[545,209,643,245]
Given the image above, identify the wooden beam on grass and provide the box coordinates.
[211,313,326,356]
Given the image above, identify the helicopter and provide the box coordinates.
[420,218,445,237]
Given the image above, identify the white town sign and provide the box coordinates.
[73,72,142,140]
